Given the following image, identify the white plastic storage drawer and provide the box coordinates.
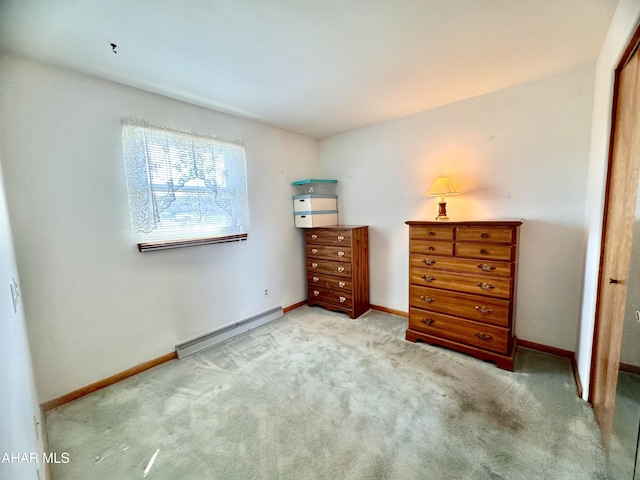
[293,195,338,213]
[294,211,338,228]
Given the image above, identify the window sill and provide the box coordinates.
[138,234,248,252]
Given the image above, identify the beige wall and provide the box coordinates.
[0,56,318,402]
[319,66,595,351]
[0,159,43,479]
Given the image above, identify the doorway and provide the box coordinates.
[591,22,640,462]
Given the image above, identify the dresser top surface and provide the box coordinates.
[405,219,523,227]
[306,225,368,230]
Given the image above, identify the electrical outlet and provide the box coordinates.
[264,289,269,296]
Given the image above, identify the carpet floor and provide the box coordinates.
[45,306,606,479]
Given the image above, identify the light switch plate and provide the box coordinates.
[10,277,19,313]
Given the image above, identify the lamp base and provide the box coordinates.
[435,202,449,221]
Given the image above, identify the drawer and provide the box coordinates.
[410,255,514,278]
[295,212,338,228]
[410,268,512,299]
[308,286,353,308]
[455,226,516,244]
[409,307,509,354]
[306,245,352,262]
[410,226,454,242]
[307,259,352,278]
[409,285,510,327]
[306,229,352,246]
[293,195,337,213]
[410,240,454,257]
[455,243,515,261]
[308,273,352,292]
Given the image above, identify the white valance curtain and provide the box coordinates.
[122,120,249,243]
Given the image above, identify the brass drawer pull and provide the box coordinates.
[311,262,318,268]
[476,282,495,291]
[337,235,344,241]
[477,263,496,272]
[428,231,435,236]
[474,305,494,315]
[480,249,488,254]
[420,318,434,326]
[428,246,435,251]
[337,266,345,273]
[422,258,436,266]
[311,248,318,254]
[337,251,345,257]
[421,275,436,282]
[311,234,318,239]
[312,276,319,283]
[313,290,320,296]
[338,281,346,288]
[420,295,435,303]
[480,232,488,238]
[339,296,346,303]
[475,332,493,341]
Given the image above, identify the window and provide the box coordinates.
[122,120,249,251]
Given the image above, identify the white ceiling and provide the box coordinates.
[0,0,619,139]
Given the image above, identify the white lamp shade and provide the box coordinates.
[426,177,460,197]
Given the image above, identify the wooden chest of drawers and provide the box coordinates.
[405,220,522,370]
[305,226,369,319]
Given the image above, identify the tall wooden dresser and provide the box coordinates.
[305,226,369,319]
[405,220,522,370]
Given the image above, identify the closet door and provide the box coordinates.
[591,34,640,447]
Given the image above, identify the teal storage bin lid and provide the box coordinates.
[292,194,338,200]
[291,179,338,185]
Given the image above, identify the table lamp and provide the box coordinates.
[426,177,460,221]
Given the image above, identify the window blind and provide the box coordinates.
[122,120,249,250]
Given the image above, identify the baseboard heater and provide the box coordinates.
[175,306,284,359]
